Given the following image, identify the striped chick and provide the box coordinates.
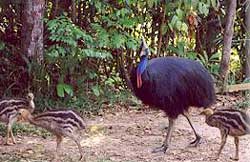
[201,108,250,161]
[18,108,85,161]
[0,93,35,145]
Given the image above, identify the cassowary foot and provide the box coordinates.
[210,156,219,161]
[189,135,201,147]
[79,154,85,161]
[152,144,168,153]
[230,157,239,161]
[5,139,15,146]
[5,142,15,146]
[52,159,62,162]
[11,138,16,144]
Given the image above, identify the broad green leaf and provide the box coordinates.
[57,84,65,97]
[56,83,73,97]
[198,2,209,16]
[91,85,100,97]
[209,52,221,62]
[176,8,184,19]
[181,23,188,33]
[170,15,179,28]
[111,33,125,48]
[186,52,197,60]
[119,17,136,28]
[211,0,217,8]
[175,21,182,31]
[0,42,5,50]
[126,37,137,50]
[89,72,98,79]
[80,49,112,59]
[63,84,73,96]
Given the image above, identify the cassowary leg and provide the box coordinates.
[183,113,201,146]
[230,137,239,161]
[152,118,175,153]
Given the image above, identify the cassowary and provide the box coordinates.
[130,38,216,153]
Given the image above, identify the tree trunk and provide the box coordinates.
[21,0,45,63]
[219,0,237,81]
[71,0,77,23]
[157,2,166,56]
[245,0,250,78]
[205,8,222,57]
[50,0,59,19]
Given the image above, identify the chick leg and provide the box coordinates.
[6,116,17,145]
[5,125,11,145]
[183,113,201,146]
[216,130,228,159]
[67,134,84,161]
[10,117,18,144]
[152,118,175,153]
[230,136,239,161]
[54,135,63,161]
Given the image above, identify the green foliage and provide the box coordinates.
[0,123,51,137]
[235,100,250,110]
[168,41,196,59]
[197,52,221,75]
[169,14,188,33]
[0,0,247,113]
[46,16,112,59]
[44,15,114,99]
[57,83,73,97]
[0,41,5,50]
[91,85,102,97]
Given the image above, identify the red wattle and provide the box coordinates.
[137,73,142,88]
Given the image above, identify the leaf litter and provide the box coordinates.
[0,95,250,162]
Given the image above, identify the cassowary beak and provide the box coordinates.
[140,37,149,57]
[200,108,214,116]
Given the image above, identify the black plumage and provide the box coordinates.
[130,38,216,153]
[131,57,215,118]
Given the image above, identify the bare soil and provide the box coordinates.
[0,98,250,162]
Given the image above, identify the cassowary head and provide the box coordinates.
[139,37,150,57]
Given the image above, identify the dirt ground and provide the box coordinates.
[0,99,250,162]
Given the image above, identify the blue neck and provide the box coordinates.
[137,55,148,75]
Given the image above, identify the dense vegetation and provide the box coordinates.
[0,0,250,112]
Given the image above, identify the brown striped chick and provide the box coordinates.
[201,108,250,161]
[0,93,35,145]
[18,108,85,161]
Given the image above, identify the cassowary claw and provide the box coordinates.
[152,144,168,153]
[79,154,85,161]
[189,135,201,147]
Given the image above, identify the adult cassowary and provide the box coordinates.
[130,38,216,153]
